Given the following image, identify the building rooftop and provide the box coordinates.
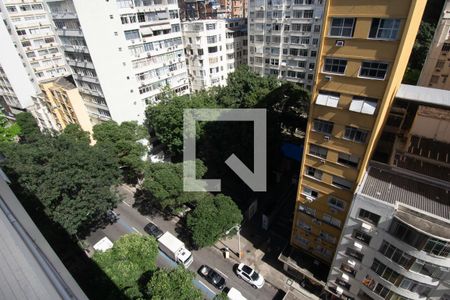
[396,84,450,108]
[0,171,87,300]
[360,163,450,220]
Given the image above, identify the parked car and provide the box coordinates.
[143,222,163,239]
[235,263,265,289]
[198,265,226,290]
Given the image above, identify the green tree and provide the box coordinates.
[93,120,147,183]
[217,65,280,108]
[93,234,159,299]
[140,160,207,212]
[187,194,243,248]
[0,114,21,142]
[145,90,217,157]
[0,125,121,235]
[15,112,41,142]
[147,266,202,300]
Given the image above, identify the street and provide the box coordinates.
[89,186,279,300]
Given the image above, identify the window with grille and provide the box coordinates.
[344,126,369,143]
[309,144,328,159]
[337,153,359,168]
[359,61,388,79]
[369,18,400,40]
[324,58,347,74]
[329,18,355,37]
[305,166,323,180]
[313,119,334,134]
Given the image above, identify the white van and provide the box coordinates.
[227,287,247,300]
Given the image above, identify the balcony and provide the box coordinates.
[67,59,94,69]
[51,12,77,19]
[72,73,99,85]
[62,44,88,53]
[55,28,83,37]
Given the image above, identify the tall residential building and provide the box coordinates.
[40,76,94,133]
[327,85,450,300]
[45,0,189,124]
[0,1,70,87]
[290,0,426,268]
[247,0,325,91]
[418,0,450,89]
[182,18,247,91]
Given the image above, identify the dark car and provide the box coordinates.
[198,265,226,290]
[143,222,163,239]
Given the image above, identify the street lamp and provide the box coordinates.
[225,224,242,259]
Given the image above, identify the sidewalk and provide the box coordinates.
[213,223,314,299]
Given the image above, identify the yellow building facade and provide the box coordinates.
[40,76,93,134]
[291,0,426,264]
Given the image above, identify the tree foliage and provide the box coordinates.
[147,266,202,300]
[141,160,208,212]
[93,121,147,182]
[93,234,159,299]
[0,124,121,235]
[0,114,21,143]
[15,112,41,142]
[187,194,243,248]
[145,90,217,157]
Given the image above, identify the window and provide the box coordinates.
[309,144,327,159]
[340,263,357,277]
[206,23,216,30]
[430,75,439,84]
[371,259,400,284]
[208,46,218,53]
[369,18,401,40]
[349,96,378,115]
[305,167,323,180]
[298,205,316,217]
[379,241,412,268]
[329,18,355,37]
[345,247,363,261]
[302,187,318,199]
[124,29,140,40]
[410,259,448,279]
[17,30,26,36]
[332,176,352,190]
[442,43,450,52]
[297,220,311,232]
[358,209,380,225]
[323,214,341,228]
[328,197,345,211]
[423,238,450,257]
[313,119,333,134]
[22,41,32,47]
[373,283,390,298]
[324,58,347,74]
[359,61,388,79]
[435,59,445,69]
[399,278,432,297]
[344,126,369,143]
[353,230,371,245]
[337,153,359,168]
[303,10,313,18]
[335,278,351,290]
[207,35,217,43]
[316,91,340,107]
[319,231,336,244]
[7,6,17,12]
[388,219,428,250]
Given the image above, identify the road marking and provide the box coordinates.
[122,201,131,207]
[214,268,228,279]
[131,226,140,234]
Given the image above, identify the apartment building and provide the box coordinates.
[40,76,94,133]
[327,85,450,300]
[418,0,450,89]
[0,1,70,87]
[290,0,426,268]
[182,18,247,91]
[247,0,325,91]
[45,0,189,124]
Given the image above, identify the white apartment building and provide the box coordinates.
[327,164,450,300]
[182,18,247,91]
[45,0,189,124]
[247,0,324,91]
[0,1,70,88]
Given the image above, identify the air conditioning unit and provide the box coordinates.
[324,135,330,141]
[320,159,326,164]
[306,195,315,202]
[335,40,345,47]
[324,75,332,81]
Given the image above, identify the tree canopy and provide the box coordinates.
[15,112,41,142]
[147,266,202,300]
[0,124,121,236]
[0,114,21,143]
[93,120,147,183]
[140,160,208,212]
[187,194,243,248]
[93,234,159,299]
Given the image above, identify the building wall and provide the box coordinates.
[291,0,426,264]
[418,0,450,89]
[40,78,93,133]
[327,182,450,300]
[247,0,324,91]
[182,18,247,91]
[46,0,189,124]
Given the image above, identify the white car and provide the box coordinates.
[235,263,265,289]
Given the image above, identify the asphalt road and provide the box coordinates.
[91,186,278,300]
